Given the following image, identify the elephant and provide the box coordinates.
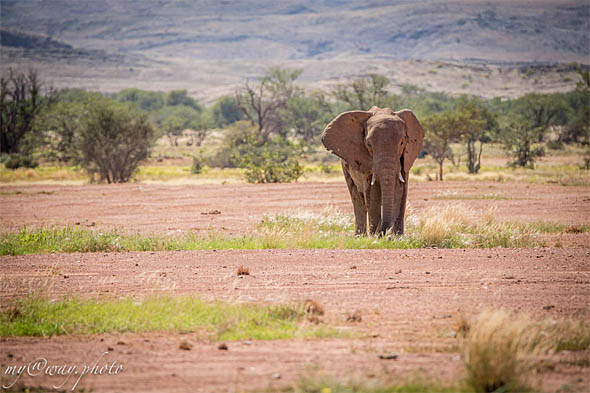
[322,106,424,236]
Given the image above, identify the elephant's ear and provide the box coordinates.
[396,109,425,175]
[322,111,373,173]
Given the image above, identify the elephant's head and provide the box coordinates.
[322,107,424,235]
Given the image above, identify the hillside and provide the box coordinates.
[1,0,588,102]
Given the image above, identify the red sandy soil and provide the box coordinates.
[0,182,589,392]
[1,182,589,236]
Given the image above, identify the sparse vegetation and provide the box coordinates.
[0,204,548,255]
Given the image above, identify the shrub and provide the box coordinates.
[4,153,38,169]
[219,121,303,183]
[75,98,156,183]
[191,155,203,174]
[546,139,564,150]
[242,150,303,184]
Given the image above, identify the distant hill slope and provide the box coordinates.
[2,0,588,63]
[1,0,588,101]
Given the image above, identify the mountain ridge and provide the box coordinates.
[1,0,588,102]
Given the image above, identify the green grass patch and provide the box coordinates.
[0,295,340,340]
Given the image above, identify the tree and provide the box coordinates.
[332,74,396,110]
[455,98,496,174]
[111,88,166,112]
[209,96,244,128]
[155,105,203,146]
[561,71,590,144]
[235,67,302,139]
[34,89,103,163]
[75,98,156,183]
[0,68,49,154]
[499,93,567,168]
[36,100,86,163]
[501,117,545,169]
[166,89,201,110]
[510,93,567,143]
[422,112,466,180]
[281,91,334,145]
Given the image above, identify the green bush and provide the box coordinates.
[227,122,303,183]
[546,139,564,150]
[210,121,303,183]
[4,153,38,169]
[191,155,203,174]
[243,150,303,183]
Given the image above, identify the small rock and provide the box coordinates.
[179,340,193,350]
[218,343,228,350]
[350,265,357,269]
[395,269,402,274]
[346,310,362,323]
[271,372,281,380]
[242,341,253,345]
[116,340,127,345]
[543,305,555,310]
[379,353,398,360]
[107,346,114,351]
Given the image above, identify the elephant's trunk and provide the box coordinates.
[377,163,403,236]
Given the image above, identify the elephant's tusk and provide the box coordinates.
[398,171,405,183]
[371,173,376,186]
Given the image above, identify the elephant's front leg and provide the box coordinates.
[342,163,367,235]
[367,181,382,235]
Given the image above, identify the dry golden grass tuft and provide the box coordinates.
[236,265,250,276]
[459,310,553,392]
[458,310,590,392]
[346,310,362,323]
[413,204,473,247]
[304,299,324,324]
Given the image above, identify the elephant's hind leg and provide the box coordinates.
[342,163,367,235]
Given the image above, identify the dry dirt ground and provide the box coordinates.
[1,182,589,392]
